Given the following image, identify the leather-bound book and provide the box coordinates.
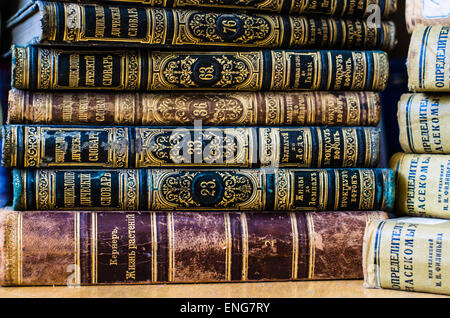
[9,2,397,50]
[1,125,381,168]
[8,0,398,21]
[11,168,394,212]
[7,89,382,127]
[11,46,390,92]
[0,209,388,286]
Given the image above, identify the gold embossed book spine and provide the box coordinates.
[10,2,397,50]
[7,89,382,127]
[0,209,388,286]
[1,125,381,168]
[9,0,398,20]
[11,168,395,212]
[11,46,390,92]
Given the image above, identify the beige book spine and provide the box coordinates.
[390,153,450,219]
[408,25,450,92]
[406,0,450,33]
[363,217,450,295]
[398,93,450,153]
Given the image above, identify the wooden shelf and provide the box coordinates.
[0,280,447,298]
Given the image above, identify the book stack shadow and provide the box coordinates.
[0,0,397,287]
[363,1,450,296]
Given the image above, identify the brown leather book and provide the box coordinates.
[0,210,388,286]
[7,89,381,127]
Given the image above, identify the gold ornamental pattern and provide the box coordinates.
[140,93,257,125]
[173,10,282,46]
[149,169,265,210]
[149,51,263,90]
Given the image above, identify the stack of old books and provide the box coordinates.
[0,0,396,287]
[363,0,450,296]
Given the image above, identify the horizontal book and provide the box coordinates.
[12,168,395,211]
[390,153,450,219]
[9,2,397,50]
[398,93,449,154]
[0,210,388,286]
[12,46,390,92]
[405,0,450,33]
[1,125,381,168]
[408,25,450,92]
[9,0,398,19]
[364,217,450,295]
[7,89,382,126]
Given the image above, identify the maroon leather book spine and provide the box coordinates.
[0,210,388,286]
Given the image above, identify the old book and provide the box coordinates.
[390,153,450,219]
[12,46,390,92]
[0,210,389,286]
[7,89,382,127]
[9,2,397,50]
[11,168,394,212]
[398,93,449,153]
[9,0,398,19]
[363,217,450,295]
[408,25,450,92]
[1,125,381,169]
[405,0,450,33]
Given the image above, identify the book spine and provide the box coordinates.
[398,93,449,153]
[363,217,450,295]
[39,0,398,19]
[0,210,388,286]
[7,89,382,127]
[11,46,390,92]
[406,0,450,33]
[1,125,381,168]
[38,2,396,50]
[12,168,395,211]
[390,153,450,219]
[408,25,450,92]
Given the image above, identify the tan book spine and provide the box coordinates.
[408,25,450,92]
[406,0,450,33]
[363,217,450,295]
[7,89,381,126]
[397,93,450,153]
[390,153,450,219]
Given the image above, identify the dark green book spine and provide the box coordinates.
[28,0,398,19]
[12,168,394,211]
[1,125,380,168]
[12,46,389,91]
[33,2,396,50]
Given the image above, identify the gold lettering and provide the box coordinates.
[84,55,96,87]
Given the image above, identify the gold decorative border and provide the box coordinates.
[240,212,248,281]
[224,213,232,281]
[290,212,298,280]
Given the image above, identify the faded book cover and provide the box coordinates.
[363,217,450,295]
[405,0,450,33]
[7,90,382,126]
[0,210,388,286]
[9,2,397,50]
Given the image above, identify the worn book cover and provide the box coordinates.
[398,93,449,153]
[12,168,394,212]
[8,2,397,50]
[0,210,388,286]
[8,0,398,19]
[364,217,450,295]
[1,125,381,168]
[408,25,450,92]
[390,153,450,219]
[12,46,390,91]
[7,89,382,127]
[405,0,450,33]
